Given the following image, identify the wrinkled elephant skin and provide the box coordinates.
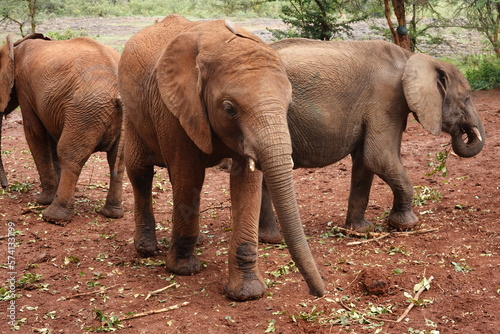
[258,39,486,242]
[0,33,124,222]
[118,15,325,301]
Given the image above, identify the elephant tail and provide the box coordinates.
[113,95,125,178]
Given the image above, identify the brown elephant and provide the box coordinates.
[258,38,486,242]
[118,15,324,301]
[0,33,124,222]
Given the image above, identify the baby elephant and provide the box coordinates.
[259,38,485,242]
[0,33,124,222]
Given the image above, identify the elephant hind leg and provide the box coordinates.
[258,180,282,243]
[42,131,96,222]
[22,112,58,205]
[345,152,376,232]
[99,140,124,219]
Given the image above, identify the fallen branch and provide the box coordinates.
[65,284,119,300]
[346,228,439,246]
[119,301,190,321]
[346,234,391,246]
[145,283,178,300]
[396,276,434,323]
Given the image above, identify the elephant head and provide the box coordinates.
[145,18,324,299]
[402,53,485,157]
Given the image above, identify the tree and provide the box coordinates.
[274,0,368,40]
[454,0,499,57]
[383,0,411,50]
[1,0,39,35]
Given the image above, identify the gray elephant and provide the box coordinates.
[118,15,324,301]
[0,33,124,222]
[258,38,485,242]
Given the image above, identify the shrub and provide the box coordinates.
[464,55,500,90]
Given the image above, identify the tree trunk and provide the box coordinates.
[384,0,411,50]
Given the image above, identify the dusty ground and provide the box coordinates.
[1,17,499,334]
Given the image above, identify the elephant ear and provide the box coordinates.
[156,32,212,155]
[402,53,447,136]
[0,34,15,113]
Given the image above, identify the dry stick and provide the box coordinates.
[346,228,439,246]
[65,284,120,300]
[396,276,435,323]
[346,233,391,246]
[145,283,177,300]
[119,301,190,321]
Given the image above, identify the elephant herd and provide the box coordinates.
[0,14,485,301]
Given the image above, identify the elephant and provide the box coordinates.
[257,38,486,243]
[0,33,124,222]
[118,15,324,301]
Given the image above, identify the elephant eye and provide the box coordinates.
[223,101,238,118]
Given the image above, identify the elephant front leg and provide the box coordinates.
[378,169,418,230]
[165,165,205,276]
[225,157,266,301]
[258,180,282,243]
[126,163,157,257]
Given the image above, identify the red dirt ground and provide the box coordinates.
[0,15,499,332]
[1,86,498,333]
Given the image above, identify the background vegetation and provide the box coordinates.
[1,0,499,89]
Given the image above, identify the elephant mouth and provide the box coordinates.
[451,123,485,158]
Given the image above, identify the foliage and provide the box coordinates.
[464,54,500,90]
[46,28,89,40]
[426,149,450,177]
[1,0,38,35]
[413,185,442,206]
[450,0,500,57]
[270,0,368,40]
[86,308,123,332]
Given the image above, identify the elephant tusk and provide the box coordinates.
[472,127,482,142]
[249,158,256,172]
[291,157,294,168]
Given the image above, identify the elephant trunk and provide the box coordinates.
[451,115,485,158]
[257,134,325,297]
[0,114,8,188]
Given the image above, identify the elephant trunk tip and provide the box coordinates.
[451,124,485,158]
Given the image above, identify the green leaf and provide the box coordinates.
[413,277,431,292]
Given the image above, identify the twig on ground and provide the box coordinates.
[346,234,391,246]
[119,301,190,321]
[65,284,119,300]
[346,228,439,246]
[145,283,178,300]
[396,276,434,323]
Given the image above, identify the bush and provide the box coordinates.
[464,55,500,90]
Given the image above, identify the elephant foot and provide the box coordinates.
[135,235,158,257]
[36,191,56,205]
[344,219,374,233]
[99,204,124,219]
[42,203,73,222]
[388,210,419,230]
[258,223,282,244]
[166,253,201,276]
[225,277,266,301]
